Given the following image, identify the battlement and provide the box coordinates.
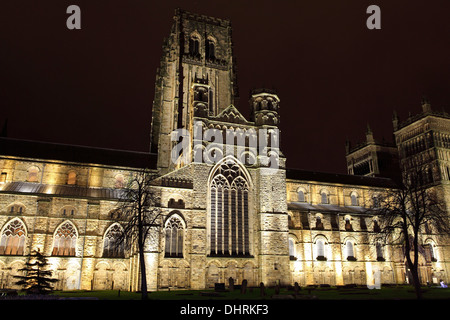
[174,8,231,27]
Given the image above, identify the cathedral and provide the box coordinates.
[0,9,449,292]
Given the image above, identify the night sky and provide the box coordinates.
[1,0,449,174]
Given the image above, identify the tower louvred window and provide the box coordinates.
[189,36,200,56]
[206,39,215,59]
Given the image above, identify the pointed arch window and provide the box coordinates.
[206,39,215,59]
[0,219,26,255]
[103,224,125,258]
[189,35,200,57]
[209,160,250,257]
[164,214,185,258]
[52,221,77,256]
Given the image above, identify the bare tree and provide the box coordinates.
[370,166,450,299]
[115,169,162,300]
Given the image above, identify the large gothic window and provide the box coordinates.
[164,214,185,258]
[52,221,77,256]
[103,223,125,258]
[0,219,26,255]
[209,160,250,257]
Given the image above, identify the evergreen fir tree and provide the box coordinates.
[14,250,58,295]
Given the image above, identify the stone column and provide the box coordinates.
[257,167,290,286]
[144,230,160,291]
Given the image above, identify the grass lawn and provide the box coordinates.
[51,285,450,300]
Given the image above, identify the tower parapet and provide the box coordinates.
[249,88,280,127]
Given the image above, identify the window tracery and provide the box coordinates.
[210,160,250,256]
[0,219,26,255]
[164,214,184,258]
[189,34,200,57]
[103,223,125,258]
[52,221,77,256]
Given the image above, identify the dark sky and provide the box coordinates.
[1,0,449,174]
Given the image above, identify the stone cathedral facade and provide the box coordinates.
[0,9,449,291]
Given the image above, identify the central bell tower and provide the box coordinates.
[150,9,239,174]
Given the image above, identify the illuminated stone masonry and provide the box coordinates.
[0,9,449,291]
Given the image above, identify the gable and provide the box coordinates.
[213,105,250,125]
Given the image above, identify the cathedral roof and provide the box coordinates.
[286,168,398,189]
[0,181,124,200]
[288,201,368,214]
[0,137,157,169]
